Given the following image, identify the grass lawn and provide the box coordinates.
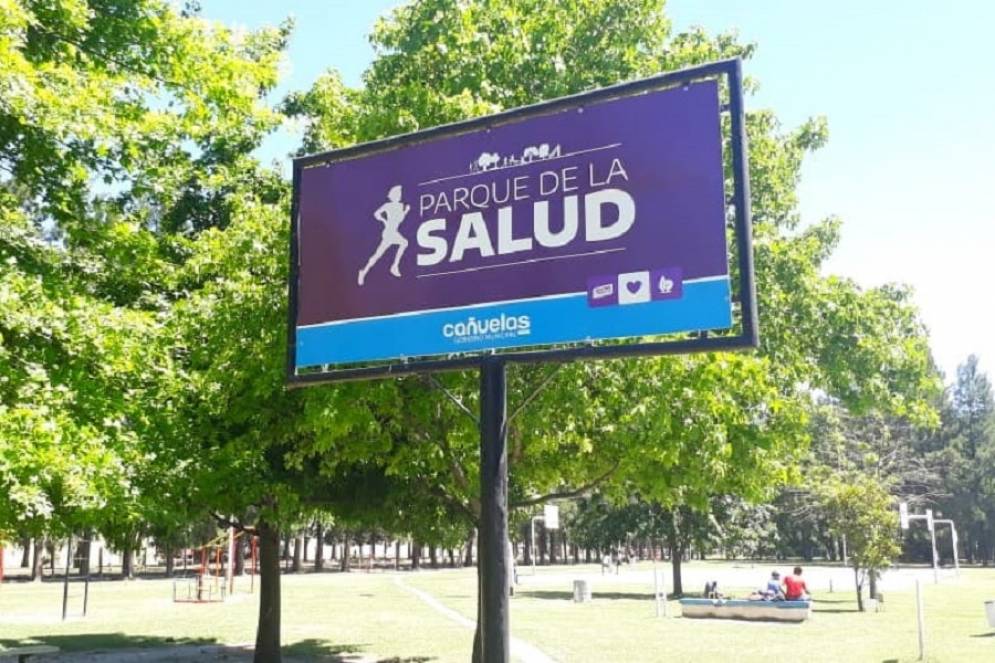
[0,572,471,661]
[2,562,994,661]
[407,562,995,662]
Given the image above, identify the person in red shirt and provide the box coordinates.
[782,566,811,600]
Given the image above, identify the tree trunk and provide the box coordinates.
[411,541,422,570]
[853,565,864,612]
[472,562,483,663]
[868,568,878,601]
[291,534,303,573]
[394,540,400,570]
[667,533,684,596]
[254,520,282,663]
[20,537,31,567]
[340,536,351,572]
[464,529,475,567]
[165,543,174,578]
[314,523,324,571]
[303,536,309,562]
[429,546,438,569]
[523,523,533,565]
[77,536,91,575]
[235,536,247,575]
[31,536,44,582]
[121,547,134,580]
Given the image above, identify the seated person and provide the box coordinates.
[764,571,785,600]
[782,566,811,601]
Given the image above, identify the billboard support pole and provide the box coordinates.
[479,356,510,663]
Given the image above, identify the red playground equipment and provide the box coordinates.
[173,530,257,603]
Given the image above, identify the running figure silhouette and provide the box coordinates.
[358,184,410,286]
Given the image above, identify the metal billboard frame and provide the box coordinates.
[287,57,756,386]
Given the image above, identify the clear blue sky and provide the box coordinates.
[202,0,993,383]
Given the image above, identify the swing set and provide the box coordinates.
[172,530,257,604]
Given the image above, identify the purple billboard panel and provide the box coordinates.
[293,80,732,368]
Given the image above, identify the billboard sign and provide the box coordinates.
[289,59,755,382]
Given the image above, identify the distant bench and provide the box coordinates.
[0,645,61,663]
[679,598,812,623]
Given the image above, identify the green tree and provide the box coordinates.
[930,356,995,563]
[0,0,287,536]
[1,0,293,651]
[817,474,901,611]
[285,0,939,653]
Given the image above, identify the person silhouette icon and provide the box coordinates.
[358,184,410,286]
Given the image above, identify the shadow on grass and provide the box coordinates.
[811,598,859,613]
[284,639,376,661]
[0,633,216,652]
[970,632,995,638]
[0,635,437,663]
[812,608,861,614]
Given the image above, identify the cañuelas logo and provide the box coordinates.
[442,314,531,343]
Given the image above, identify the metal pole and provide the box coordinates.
[530,517,536,576]
[935,520,960,577]
[83,562,89,617]
[951,525,960,576]
[927,511,938,584]
[653,558,661,617]
[62,536,72,621]
[479,357,510,663]
[915,578,925,660]
[661,562,668,617]
[227,527,235,596]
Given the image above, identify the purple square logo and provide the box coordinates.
[650,268,683,301]
[586,274,618,307]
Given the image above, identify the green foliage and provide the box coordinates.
[816,473,901,609]
[280,1,940,544]
[922,355,995,562]
[0,0,286,541]
[818,474,901,570]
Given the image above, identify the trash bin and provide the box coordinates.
[985,600,995,628]
[573,579,592,603]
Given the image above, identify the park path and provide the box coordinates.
[392,575,557,663]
